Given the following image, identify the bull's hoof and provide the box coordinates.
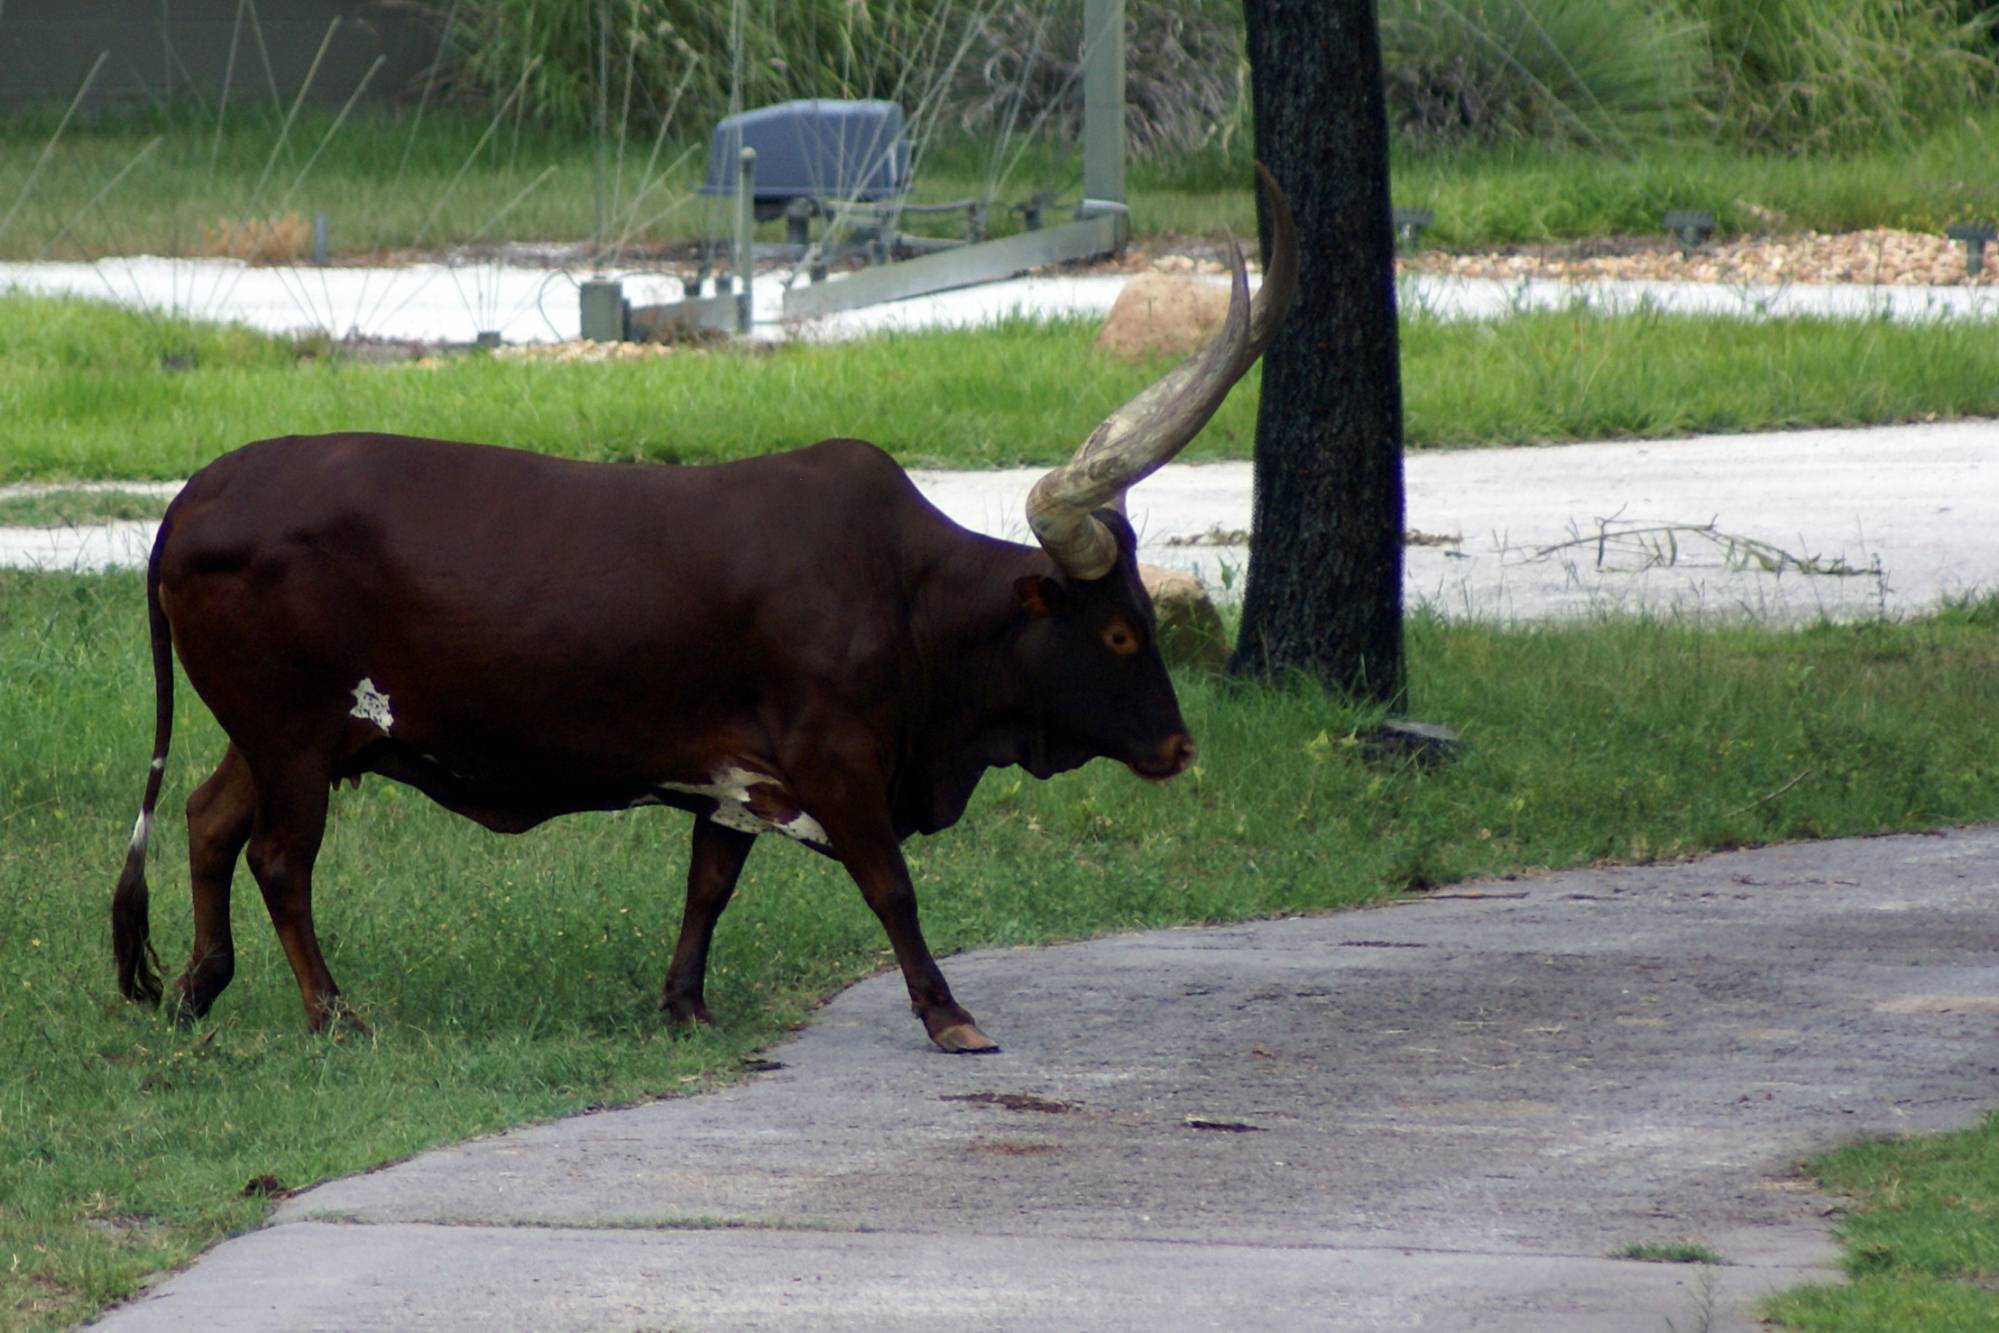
[167,987,204,1029]
[309,996,371,1038]
[662,1000,715,1030]
[930,1022,1001,1054]
[171,972,226,1026]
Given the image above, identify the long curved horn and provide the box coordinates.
[1026,161,1299,580]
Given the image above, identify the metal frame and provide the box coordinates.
[597,0,1127,340]
[779,0,1126,323]
[781,214,1121,318]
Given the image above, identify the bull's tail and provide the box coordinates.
[112,529,173,1007]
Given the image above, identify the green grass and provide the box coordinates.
[7,107,1999,261]
[0,491,168,527]
[5,569,1999,1328]
[1391,111,1999,247]
[6,292,1999,483]
[0,110,1193,261]
[1765,1114,1999,1330]
[1614,1240,1726,1265]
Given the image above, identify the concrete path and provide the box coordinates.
[10,420,1998,624]
[97,827,1999,1331]
[6,256,1997,346]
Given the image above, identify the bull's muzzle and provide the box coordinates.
[1130,732,1197,781]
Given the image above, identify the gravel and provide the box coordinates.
[1120,227,1997,288]
[1406,228,1994,287]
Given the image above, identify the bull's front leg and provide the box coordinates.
[838,835,997,1053]
[841,835,998,1053]
[793,777,997,1052]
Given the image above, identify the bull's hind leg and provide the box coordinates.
[662,816,756,1026]
[172,744,256,1020]
[242,756,356,1032]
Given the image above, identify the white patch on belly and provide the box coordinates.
[349,678,394,732]
[655,765,830,847]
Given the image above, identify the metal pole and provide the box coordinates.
[735,147,756,335]
[593,0,608,267]
[729,0,744,120]
[1082,0,1125,215]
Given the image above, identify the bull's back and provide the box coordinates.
[156,433,932,775]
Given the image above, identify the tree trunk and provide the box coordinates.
[1230,0,1406,706]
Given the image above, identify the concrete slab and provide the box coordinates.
[107,1223,1811,1331]
[915,420,1999,623]
[96,827,1999,1331]
[9,421,1998,622]
[6,256,1996,346]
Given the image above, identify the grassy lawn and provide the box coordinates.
[5,109,1999,260]
[0,491,168,527]
[1389,112,1999,248]
[4,291,1999,483]
[4,567,1998,1329]
[1764,1115,1999,1330]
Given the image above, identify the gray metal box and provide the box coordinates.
[699,100,909,205]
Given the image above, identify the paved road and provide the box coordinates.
[98,827,1999,1331]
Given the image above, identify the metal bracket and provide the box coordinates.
[782,214,1121,320]
[579,278,627,342]
[1663,208,1715,256]
[1945,221,1996,277]
[627,292,737,340]
[1392,207,1432,251]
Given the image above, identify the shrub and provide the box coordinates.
[418,0,1996,162]
[1376,0,1708,149]
[422,0,964,142]
[422,0,1248,160]
[951,0,1246,158]
[1667,0,1999,152]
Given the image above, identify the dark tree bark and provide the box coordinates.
[1229,0,1406,706]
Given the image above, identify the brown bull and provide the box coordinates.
[111,168,1296,1053]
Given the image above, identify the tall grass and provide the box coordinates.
[1374,0,1998,153]
[433,0,973,140]
[1379,0,1709,149]
[427,0,1249,159]
[424,0,1997,158]
[1678,0,1999,152]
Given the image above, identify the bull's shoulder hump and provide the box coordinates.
[787,437,932,503]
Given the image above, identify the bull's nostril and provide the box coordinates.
[1129,732,1197,780]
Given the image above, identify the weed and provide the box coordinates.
[1617,1239,1726,1265]
[198,212,311,264]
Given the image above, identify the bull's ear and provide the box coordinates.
[1015,574,1067,618]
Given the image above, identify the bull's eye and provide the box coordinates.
[1102,620,1142,657]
